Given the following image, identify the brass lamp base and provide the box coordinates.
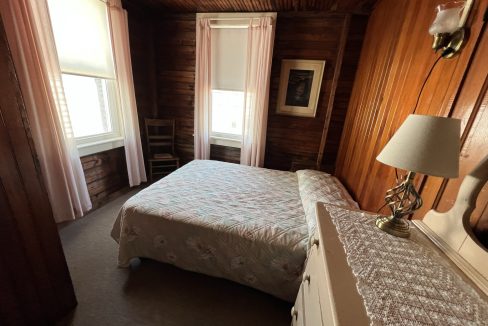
[375,215,410,238]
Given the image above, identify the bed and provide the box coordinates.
[111,160,357,301]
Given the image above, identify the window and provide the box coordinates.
[48,0,123,156]
[61,74,121,143]
[210,27,248,148]
[211,90,244,139]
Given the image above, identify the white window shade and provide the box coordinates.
[211,28,248,91]
[48,0,115,79]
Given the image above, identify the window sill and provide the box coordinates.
[78,137,124,157]
[210,136,241,148]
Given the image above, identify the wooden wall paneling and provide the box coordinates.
[337,0,415,205]
[0,17,76,324]
[353,0,440,211]
[210,144,241,164]
[316,14,351,171]
[413,0,488,220]
[80,147,129,210]
[420,16,488,244]
[336,0,488,216]
[126,9,367,169]
[125,2,159,173]
[127,6,158,120]
[126,0,377,14]
[154,14,196,165]
[320,14,368,172]
[265,12,351,171]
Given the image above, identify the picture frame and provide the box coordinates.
[276,59,325,118]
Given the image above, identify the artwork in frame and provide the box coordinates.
[276,59,325,117]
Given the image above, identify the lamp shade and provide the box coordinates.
[377,115,460,178]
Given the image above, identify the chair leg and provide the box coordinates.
[149,161,153,183]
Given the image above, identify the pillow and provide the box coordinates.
[297,169,358,236]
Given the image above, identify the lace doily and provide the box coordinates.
[324,205,488,326]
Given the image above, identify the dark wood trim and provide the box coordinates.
[316,14,351,170]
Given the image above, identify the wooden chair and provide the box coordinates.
[145,118,180,182]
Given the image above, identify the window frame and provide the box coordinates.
[61,73,124,157]
[48,0,123,157]
[209,89,245,148]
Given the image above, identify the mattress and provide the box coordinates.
[111,160,356,301]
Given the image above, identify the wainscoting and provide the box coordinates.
[80,147,129,210]
[210,144,240,164]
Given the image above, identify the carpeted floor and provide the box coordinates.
[58,190,291,326]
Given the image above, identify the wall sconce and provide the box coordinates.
[428,0,473,58]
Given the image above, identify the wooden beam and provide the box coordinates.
[316,14,350,170]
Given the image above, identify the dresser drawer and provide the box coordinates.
[302,244,323,325]
[291,283,304,326]
[310,235,336,325]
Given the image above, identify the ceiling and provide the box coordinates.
[126,0,377,14]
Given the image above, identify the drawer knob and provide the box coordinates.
[291,306,298,318]
[302,274,310,284]
[312,238,319,247]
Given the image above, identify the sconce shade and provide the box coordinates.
[428,3,465,35]
[377,115,460,178]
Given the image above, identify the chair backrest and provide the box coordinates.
[144,118,176,156]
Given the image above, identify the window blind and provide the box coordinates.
[210,28,248,91]
[48,0,115,79]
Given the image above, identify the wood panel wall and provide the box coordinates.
[210,144,241,164]
[126,3,159,171]
[129,0,376,14]
[335,0,488,245]
[265,12,367,172]
[125,7,368,169]
[80,147,129,210]
[153,13,196,165]
[0,16,76,324]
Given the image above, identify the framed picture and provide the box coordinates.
[276,59,325,117]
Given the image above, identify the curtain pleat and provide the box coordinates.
[194,18,212,160]
[240,17,275,167]
[107,0,147,186]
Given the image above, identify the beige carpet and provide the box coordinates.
[58,190,291,326]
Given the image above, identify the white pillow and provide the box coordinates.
[297,169,358,236]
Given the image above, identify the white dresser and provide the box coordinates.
[291,202,488,326]
[291,203,369,325]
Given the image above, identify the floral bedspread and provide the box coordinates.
[111,160,354,301]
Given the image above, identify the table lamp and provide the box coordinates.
[375,114,461,238]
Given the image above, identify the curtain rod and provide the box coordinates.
[208,17,262,21]
[207,16,273,28]
[210,25,251,29]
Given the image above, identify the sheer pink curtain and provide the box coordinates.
[241,17,275,167]
[0,0,92,222]
[108,0,146,186]
[194,18,212,160]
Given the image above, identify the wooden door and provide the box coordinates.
[0,16,76,325]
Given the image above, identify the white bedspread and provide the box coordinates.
[111,160,356,301]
